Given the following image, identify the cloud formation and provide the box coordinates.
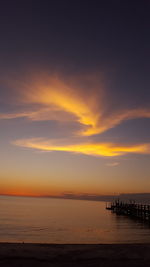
[0,108,75,122]
[106,162,120,167]
[1,75,150,137]
[1,74,150,158]
[20,76,101,136]
[13,138,150,157]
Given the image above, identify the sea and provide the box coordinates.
[0,195,150,244]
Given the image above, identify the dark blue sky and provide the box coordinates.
[1,1,150,105]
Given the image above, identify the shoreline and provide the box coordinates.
[0,243,150,266]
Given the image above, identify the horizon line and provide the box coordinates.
[1,192,150,200]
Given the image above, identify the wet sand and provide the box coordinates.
[0,243,150,266]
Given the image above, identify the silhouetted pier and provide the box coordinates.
[106,200,150,222]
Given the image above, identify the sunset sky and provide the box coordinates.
[0,1,150,197]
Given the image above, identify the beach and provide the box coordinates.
[0,243,150,267]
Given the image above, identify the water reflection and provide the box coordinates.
[0,196,150,243]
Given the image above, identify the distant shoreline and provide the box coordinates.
[0,243,150,266]
[0,193,150,204]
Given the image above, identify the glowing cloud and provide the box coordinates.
[0,108,75,122]
[1,75,150,137]
[13,138,150,157]
[21,77,150,136]
[20,76,101,136]
[95,109,150,135]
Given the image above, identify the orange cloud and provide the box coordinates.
[20,76,101,136]
[1,75,150,136]
[95,109,150,135]
[13,138,150,157]
[0,108,75,122]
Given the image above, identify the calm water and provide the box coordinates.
[0,196,150,243]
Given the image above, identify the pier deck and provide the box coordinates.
[106,200,150,222]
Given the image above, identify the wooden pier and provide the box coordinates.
[106,200,150,223]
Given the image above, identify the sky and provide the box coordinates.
[0,0,150,197]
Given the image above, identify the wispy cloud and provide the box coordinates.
[20,76,101,136]
[0,108,75,122]
[106,162,120,167]
[13,138,150,157]
[1,75,150,137]
[1,74,150,159]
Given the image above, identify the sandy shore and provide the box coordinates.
[0,243,150,266]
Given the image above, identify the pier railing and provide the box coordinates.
[106,200,150,222]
